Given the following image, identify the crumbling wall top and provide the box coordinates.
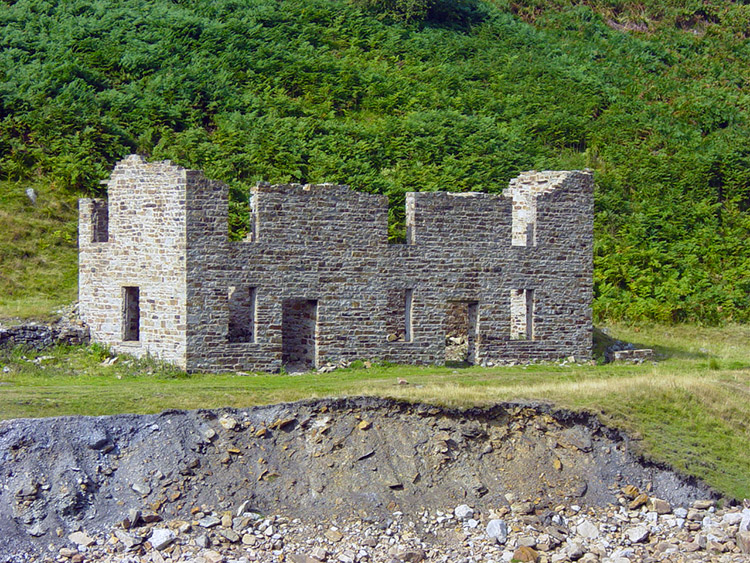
[502,170,592,247]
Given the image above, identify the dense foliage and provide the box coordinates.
[1,0,748,323]
[350,0,484,24]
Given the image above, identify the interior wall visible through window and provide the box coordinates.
[510,289,534,340]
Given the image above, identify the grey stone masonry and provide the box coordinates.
[79,156,593,372]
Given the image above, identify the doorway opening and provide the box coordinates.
[445,301,478,366]
[228,286,257,343]
[282,299,318,371]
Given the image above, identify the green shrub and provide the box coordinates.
[349,0,482,23]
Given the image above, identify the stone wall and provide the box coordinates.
[0,323,89,351]
[80,156,594,373]
[79,155,190,368]
[0,305,90,350]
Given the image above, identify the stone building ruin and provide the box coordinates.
[79,155,593,373]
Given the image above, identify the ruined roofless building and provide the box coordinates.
[79,155,593,373]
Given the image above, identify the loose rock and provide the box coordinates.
[577,520,599,539]
[625,525,649,544]
[324,529,343,543]
[149,528,175,550]
[454,504,474,521]
[487,519,508,544]
[68,531,95,547]
[513,545,539,562]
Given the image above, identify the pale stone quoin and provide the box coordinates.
[79,155,594,372]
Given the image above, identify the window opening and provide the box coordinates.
[122,286,140,341]
[386,289,409,342]
[510,289,534,340]
[511,194,537,247]
[388,194,414,245]
[91,201,109,243]
[249,193,258,242]
[404,289,413,342]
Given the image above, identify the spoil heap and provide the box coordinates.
[1,398,739,563]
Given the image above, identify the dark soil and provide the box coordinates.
[0,398,717,558]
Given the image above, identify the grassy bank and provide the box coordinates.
[0,180,78,319]
[1,324,748,500]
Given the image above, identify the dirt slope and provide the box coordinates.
[0,398,716,558]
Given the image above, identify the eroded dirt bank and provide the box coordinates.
[0,398,717,559]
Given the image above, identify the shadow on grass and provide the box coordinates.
[593,326,706,363]
[445,360,474,369]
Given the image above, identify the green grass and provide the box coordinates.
[1,324,748,500]
[0,180,78,319]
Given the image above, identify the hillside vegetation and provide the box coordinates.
[1,0,748,323]
[0,180,77,317]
